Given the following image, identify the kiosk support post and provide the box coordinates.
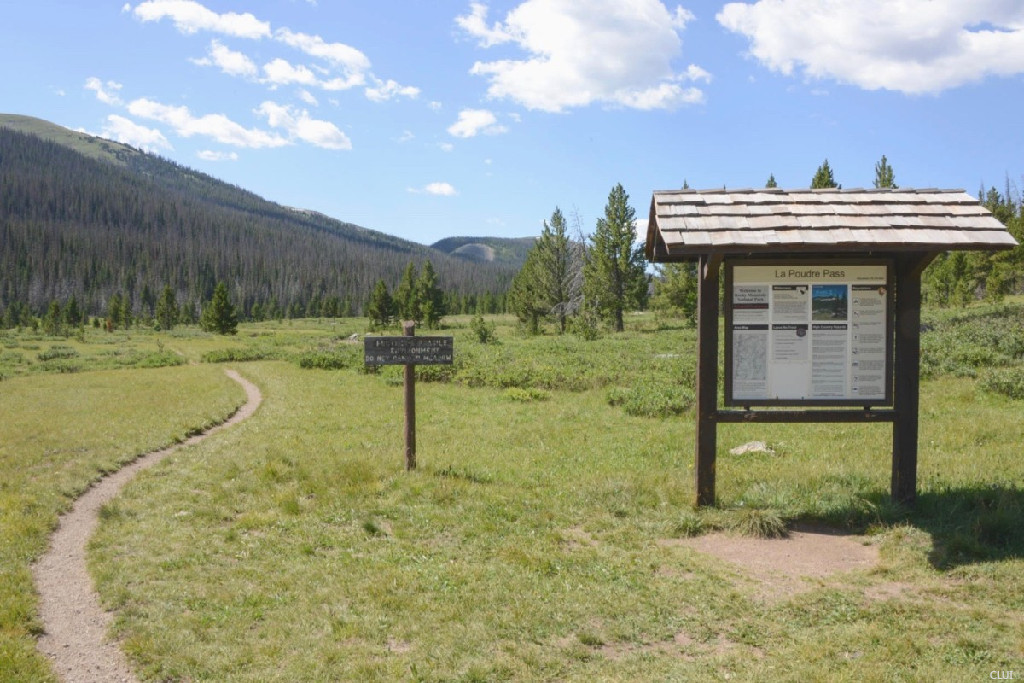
[891,254,930,504]
[695,255,720,507]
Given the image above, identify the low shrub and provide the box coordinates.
[979,366,1024,400]
[203,347,275,363]
[504,387,551,402]
[297,349,357,370]
[37,346,79,361]
[134,352,186,369]
[607,383,695,418]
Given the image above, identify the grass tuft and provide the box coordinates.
[731,508,789,539]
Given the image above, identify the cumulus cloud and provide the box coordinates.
[100,114,172,152]
[274,28,370,80]
[717,0,1024,93]
[297,89,319,105]
[85,78,123,105]
[412,182,458,196]
[191,39,259,78]
[456,0,708,112]
[447,108,508,138]
[255,101,352,150]
[197,149,239,161]
[128,98,289,148]
[365,78,421,102]
[263,58,320,87]
[132,0,270,39]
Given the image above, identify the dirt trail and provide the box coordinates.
[33,369,262,682]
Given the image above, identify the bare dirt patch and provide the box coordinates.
[33,369,262,682]
[663,525,879,601]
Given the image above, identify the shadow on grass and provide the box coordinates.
[796,484,1024,570]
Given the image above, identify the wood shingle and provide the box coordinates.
[646,188,1018,261]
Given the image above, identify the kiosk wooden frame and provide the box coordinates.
[645,188,1018,507]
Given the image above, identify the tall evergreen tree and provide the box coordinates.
[155,285,178,330]
[394,262,419,323]
[416,260,445,329]
[873,155,897,189]
[119,294,133,330]
[366,279,394,330]
[63,295,82,328]
[200,282,238,335]
[583,183,649,332]
[651,262,698,322]
[765,173,778,188]
[536,207,577,333]
[42,300,63,336]
[507,247,546,334]
[811,159,840,189]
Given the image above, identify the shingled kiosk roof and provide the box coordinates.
[646,188,1018,261]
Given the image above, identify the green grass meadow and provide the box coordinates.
[2,306,1023,680]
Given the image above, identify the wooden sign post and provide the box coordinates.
[364,323,454,470]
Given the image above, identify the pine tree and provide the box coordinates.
[119,295,133,330]
[507,247,545,334]
[63,295,82,328]
[155,285,178,330]
[394,262,419,323]
[43,300,63,336]
[651,262,698,322]
[366,279,394,330]
[200,282,238,335]
[107,293,123,330]
[416,260,444,329]
[536,207,577,333]
[811,159,840,189]
[873,155,897,189]
[765,173,778,189]
[583,183,649,332]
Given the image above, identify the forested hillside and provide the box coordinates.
[0,120,514,321]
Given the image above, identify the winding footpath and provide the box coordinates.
[33,369,262,682]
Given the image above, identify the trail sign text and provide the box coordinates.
[364,336,453,366]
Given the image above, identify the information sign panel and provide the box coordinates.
[364,335,454,366]
[724,259,893,406]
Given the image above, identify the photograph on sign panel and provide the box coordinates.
[811,284,848,321]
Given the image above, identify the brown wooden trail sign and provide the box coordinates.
[645,188,1018,508]
[364,322,453,470]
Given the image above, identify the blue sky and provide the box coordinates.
[3,1,1023,245]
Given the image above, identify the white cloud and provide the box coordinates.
[429,101,442,111]
[197,149,238,161]
[297,89,319,105]
[85,77,123,105]
[717,0,1024,93]
[396,130,415,143]
[192,39,258,78]
[263,58,320,87]
[447,108,508,138]
[455,2,510,47]
[439,142,454,152]
[133,0,270,39]
[414,182,458,196]
[100,114,172,152]
[128,98,289,148]
[365,78,420,102]
[274,28,370,81]
[456,0,708,112]
[255,101,352,150]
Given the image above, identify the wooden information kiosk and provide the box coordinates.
[645,188,1018,507]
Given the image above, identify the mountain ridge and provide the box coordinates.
[0,115,518,318]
